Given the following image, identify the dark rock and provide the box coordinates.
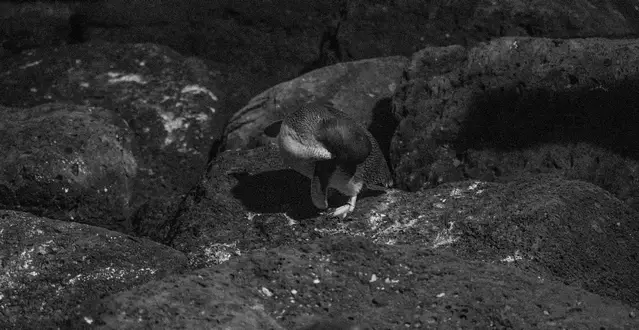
[0,42,223,233]
[0,210,187,330]
[222,56,408,154]
[0,2,70,54]
[76,236,639,329]
[391,37,639,210]
[0,103,135,229]
[3,0,639,121]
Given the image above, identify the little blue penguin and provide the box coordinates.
[264,102,393,219]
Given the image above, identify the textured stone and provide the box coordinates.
[0,210,187,329]
[0,103,136,228]
[391,37,639,210]
[77,236,639,329]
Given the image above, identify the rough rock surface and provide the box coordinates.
[222,56,407,153]
[75,0,639,121]
[0,103,136,229]
[391,37,639,210]
[78,237,639,329]
[0,42,222,230]
[2,2,639,329]
[0,210,187,330]
[4,0,639,125]
[73,0,639,73]
[166,145,639,309]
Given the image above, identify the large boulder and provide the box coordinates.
[0,210,187,329]
[391,37,639,211]
[222,56,408,152]
[0,103,136,228]
[0,42,223,230]
[77,236,639,329]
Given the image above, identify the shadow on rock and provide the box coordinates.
[230,169,319,219]
[456,78,639,159]
[368,97,399,172]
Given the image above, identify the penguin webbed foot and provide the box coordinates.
[320,195,357,220]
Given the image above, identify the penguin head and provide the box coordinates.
[316,117,371,164]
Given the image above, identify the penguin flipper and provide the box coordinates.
[310,160,336,210]
[264,120,283,138]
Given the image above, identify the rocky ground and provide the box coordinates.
[1,1,639,329]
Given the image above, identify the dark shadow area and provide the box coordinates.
[67,12,89,44]
[455,78,639,160]
[230,169,319,219]
[230,168,386,219]
[368,97,399,171]
[612,0,639,35]
[298,0,350,75]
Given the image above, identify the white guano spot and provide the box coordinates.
[67,267,157,285]
[20,60,42,69]
[201,242,240,265]
[501,250,523,263]
[181,84,218,101]
[159,111,210,148]
[106,72,146,84]
[260,287,273,297]
[160,112,187,145]
[432,222,458,248]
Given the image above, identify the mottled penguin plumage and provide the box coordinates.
[264,102,393,218]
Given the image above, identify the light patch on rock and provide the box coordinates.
[106,72,147,84]
[159,111,189,146]
[374,214,424,244]
[283,213,298,226]
[67,267,158,285]
[450,188,463,198]
[501,250,524,263]
[260,286,273,297]
[313,222,357,236]
[158,110,210,149]
[20,60,42,69]
[450,181,484,198]
[181,84,218,101]
[195,242,241,267]
[366,189,398,230]
[432,221,458,248]
[388,82,397,93]
[246,212,258,221]
[0,238,57,292]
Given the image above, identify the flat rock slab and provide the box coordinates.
[0,210,187,329]
[77,237,639,329]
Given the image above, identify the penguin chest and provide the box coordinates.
[328,166,364,196]
[276,123,363,197]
